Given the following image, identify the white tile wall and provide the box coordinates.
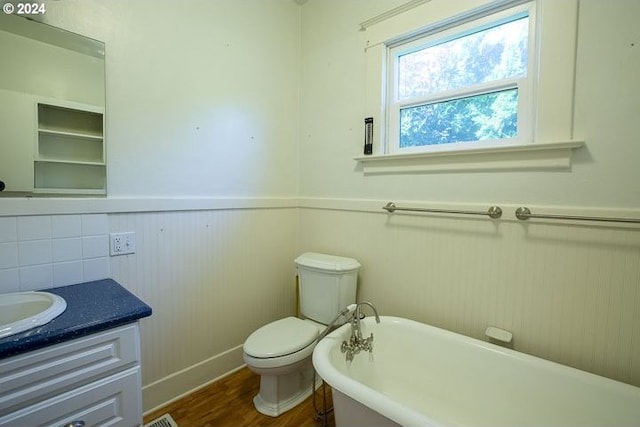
[18,240,52,266]
[52,215,82,238]
[0,217,17,242]
[52,238,82,262]
[81,214,109,236]
[0,268,18,293]
[0,243,18,269]
[0,214,111,293]
[17,216,52,240]
[53,261,83,285]
[82,235,109,259]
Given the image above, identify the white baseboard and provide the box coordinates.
[142,344,245,413]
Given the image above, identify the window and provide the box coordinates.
[386,4,535,154]
[359,0,582,173]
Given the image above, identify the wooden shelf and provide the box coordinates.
[32,187,107,196]
[34,158,105,166]
[34,161,106,193]
[35,100,105,195]
[37,131,104,164]
[38,128,103,140]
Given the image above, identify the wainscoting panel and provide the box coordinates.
[109,208,298,411]
[298,207,640,387]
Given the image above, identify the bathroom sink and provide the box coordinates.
[0,291,67,338]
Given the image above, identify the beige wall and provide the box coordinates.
[40,0,301,198]
[298,205,640,386]
[109,208,298,409]
[2,0,304,412]
[1,0,638,413]
[298,0,640,209]
[296,0,640,388]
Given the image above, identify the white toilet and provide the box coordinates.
[243,252,360,417]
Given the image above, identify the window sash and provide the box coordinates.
[385,3,536,154]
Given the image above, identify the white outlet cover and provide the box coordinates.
[110,232,136,256]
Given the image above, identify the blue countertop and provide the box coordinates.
[0,279,152,359]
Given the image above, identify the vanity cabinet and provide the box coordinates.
[0,323,143,426]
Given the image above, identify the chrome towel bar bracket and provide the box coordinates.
[383,202,503,219]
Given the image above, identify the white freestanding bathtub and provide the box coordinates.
[312,316,640,427]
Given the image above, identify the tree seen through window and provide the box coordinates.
[396,16,528,147]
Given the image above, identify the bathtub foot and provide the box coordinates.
[312,369,334,427]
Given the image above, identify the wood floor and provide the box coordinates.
[143,367,336,427]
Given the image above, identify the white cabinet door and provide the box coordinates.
[0,324,140,413]
[0,367,142,427]
[0,324,143,427]
[0,89,34,192]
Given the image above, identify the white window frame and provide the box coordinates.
[386,4,535,154]
[357,0,584,174]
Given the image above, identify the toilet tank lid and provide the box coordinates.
[295,252,360,272]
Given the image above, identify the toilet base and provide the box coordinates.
[251,359,322,417]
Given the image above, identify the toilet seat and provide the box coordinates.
[243,317,320,369]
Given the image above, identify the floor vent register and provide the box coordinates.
[144,413,178,427]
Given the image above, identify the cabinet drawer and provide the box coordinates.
[0,366,142,427]
[0,324,140,414]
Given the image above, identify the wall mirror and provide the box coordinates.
[0,13,106,195]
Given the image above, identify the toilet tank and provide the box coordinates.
[295,252,360,325]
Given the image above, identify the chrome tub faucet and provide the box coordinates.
[341,301,380,362]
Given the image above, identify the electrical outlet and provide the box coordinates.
[110,232,136,256]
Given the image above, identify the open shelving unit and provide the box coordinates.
[35,100,105,195]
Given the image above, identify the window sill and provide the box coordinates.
[354,140,584,174]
